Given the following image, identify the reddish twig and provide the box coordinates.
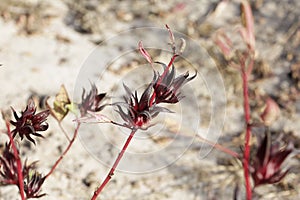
[45,122,81,179]
[91,129,137,200]
[5,121,26,200]
[241,60,252,200]
[212,2,256,198]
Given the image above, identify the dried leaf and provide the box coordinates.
[47,85,71,122]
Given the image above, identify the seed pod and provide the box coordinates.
[260,98,280,126]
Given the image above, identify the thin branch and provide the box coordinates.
[45,122,81,179]
[91,129,137,200]
[241,66,252,200]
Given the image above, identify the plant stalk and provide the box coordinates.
[45,122,81,179]
[91,129,137,200]
[241,69,252,200]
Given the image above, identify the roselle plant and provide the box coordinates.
[214,1,298,199]
[0,83,107,199]
[0,6,299,198]
[87,25,198,200]
[1,108,48,199]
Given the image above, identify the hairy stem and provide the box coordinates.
[45,122,81,179]
[6,121,26,200]
[91,129,137,200]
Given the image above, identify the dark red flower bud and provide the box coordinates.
[79,83,106,116]
[0,144,37,188]
[24,171,46,199]
[10,99,50,144]
[116,83,172,129]
[152,62,196,104]
[251,130,293,187]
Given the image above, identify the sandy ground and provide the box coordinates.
[0,0,299,199]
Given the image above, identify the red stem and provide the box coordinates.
[241,67,252,200]
[45,122,81,179]
[91,129,137,200]
[5,121,26,200]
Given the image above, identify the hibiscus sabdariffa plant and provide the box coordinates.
[214,1,298,199]
[90,25,197,200]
